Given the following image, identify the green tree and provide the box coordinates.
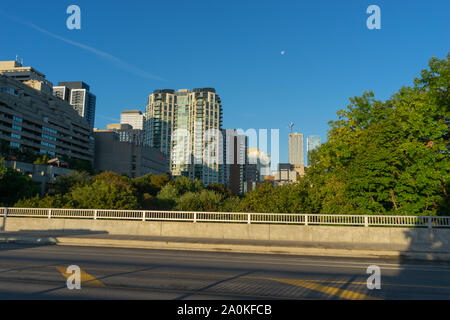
[150,173,171,190]
[156,184,179,210]
[207,183,232,197]
[219,196,242,212]
[66,171,139,209]
[0,160,40,206]
[47,171,89,195]
[132,173,159,196]
[171,176,203,195]
[308,54,449,215]
[15,194,66,208]
[176,190,224,212]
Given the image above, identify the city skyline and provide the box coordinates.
[2,0,448,164]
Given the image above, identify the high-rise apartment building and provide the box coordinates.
[53,81,96,129]
[145,88,224,185]
[145,89,175,156]
[120,110,145,130]
[307,135,321,165]
[288,132,304,166]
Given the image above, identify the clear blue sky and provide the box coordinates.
[1,0,449,164]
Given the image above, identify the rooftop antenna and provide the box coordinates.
[15,54,18,62]
[21,58,23,65]
[288,122,294,133]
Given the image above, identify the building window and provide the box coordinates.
[42,133,57,142]
[12,124,22,131]
[10,141,20,148]
[41,141,56,149]
[1,87,17,96]
[42,126,57,134]
[11,133,21,139]
[40,149,55,156]
[13,116,23,123]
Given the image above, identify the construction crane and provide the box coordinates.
[288,122,294,133]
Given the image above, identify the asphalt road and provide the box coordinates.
[0,243,449,300]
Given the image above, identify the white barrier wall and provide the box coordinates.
[2,217,450,253]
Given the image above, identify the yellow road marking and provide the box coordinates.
[56,266,105,287]
[0,261,448,291]
[247,276,379,300]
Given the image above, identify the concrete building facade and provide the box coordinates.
[0,60,53,96]
[94,129,167,178]
[120,110,144,130]
[0,71,94,164]
[273,163,299,185]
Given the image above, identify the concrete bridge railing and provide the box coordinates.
[1,207,450,229]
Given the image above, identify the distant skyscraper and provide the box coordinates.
[120,110,145,130]
[247,148,271,181]
[53,81,96,129]
[289,132,304,166]
[223,129,248,195]
[145,88,224,185]
[307,135,321,165]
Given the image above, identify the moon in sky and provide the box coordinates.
[281,50,286,55]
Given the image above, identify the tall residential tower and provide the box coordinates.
[145,88,224,185]
[53,81,96,129]
[288,132,304,166]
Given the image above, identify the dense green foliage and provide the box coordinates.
[6,55,450,215]
[307,54,449,215]
[0,160,40,206]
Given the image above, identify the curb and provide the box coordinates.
[2,235,449,261]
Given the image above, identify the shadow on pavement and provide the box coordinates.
[0,229,109,252]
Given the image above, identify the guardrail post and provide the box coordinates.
[428,216,432,229]
[193,212,197,223]
[94,210,97,220]
[305,214,308,226]
[364,216,369,227]
[247,213,251,224]
[48,209,52,219]
[4,207,8,218]
[142,211,146,222]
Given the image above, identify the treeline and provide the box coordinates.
[1,54,449,215]
[12,171,243,212]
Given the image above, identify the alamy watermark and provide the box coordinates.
[66,265,81,290]
[366,265,381,290]
[66,5,81,30]
[366,5,381,30]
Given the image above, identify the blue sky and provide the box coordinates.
[1,0,449,164]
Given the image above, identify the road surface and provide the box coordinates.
[0,243,449,299]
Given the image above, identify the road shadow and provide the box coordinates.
[0,229,109,252]
[381,222,450,299]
